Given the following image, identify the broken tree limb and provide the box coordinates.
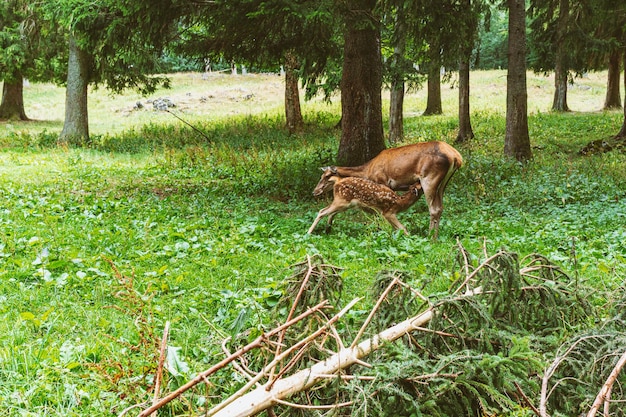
[137,300,329,417]
[269,255,315,384]
[209,298,360,416]
[209,305,436,417]
[539,335,608,417]
[586,348,626,417]
[350,276,399,348]
[151,321,170,417]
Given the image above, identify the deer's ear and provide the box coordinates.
[320,166,329,171]
[330,166,338,174]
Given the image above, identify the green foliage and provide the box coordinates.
[348,339,540,417]
[0,1,67,83]
[1,74,626,415]
[158,50,203,73]
[178,0,342,95]
[334,248,594,417]
[542,287,626,416]
[42,0,182,93]
[474,6,508,69]
[229,251,575,417]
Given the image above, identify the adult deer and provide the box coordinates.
[313,141,462,239]
[308,177,423,235]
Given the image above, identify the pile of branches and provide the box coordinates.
[128,246,625,417]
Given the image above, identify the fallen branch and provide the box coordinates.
[514,381,541,417]
[209,303,440,417]
[208,298,360,416]
[586,348,626,417]
[151,321,170,417]
[539,334,608,417]
[137,300,329,417]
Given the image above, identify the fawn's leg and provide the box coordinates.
[383,213,409,236]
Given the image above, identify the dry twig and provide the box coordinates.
[269,255,315,384]
[151,321,170,417]
[351,276,399,348]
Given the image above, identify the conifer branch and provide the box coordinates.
[587,349,626,417]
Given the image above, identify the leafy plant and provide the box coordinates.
[0,71,625,416]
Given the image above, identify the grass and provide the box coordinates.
[0,70,625,415]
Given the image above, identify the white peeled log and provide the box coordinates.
[210,307,434,417]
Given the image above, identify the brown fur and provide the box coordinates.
[308,177,423,235]
[312,141,462,239]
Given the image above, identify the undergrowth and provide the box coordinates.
[0,107,625,416]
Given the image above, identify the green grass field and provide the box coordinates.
[0,70,625,415]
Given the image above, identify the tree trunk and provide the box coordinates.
[456,56,474,143]
[552,0,570,112]
[338,0,386,167]
[284,51,304,134]
[456,0,476,143]
[552,64,569,112]
[605,50,622,110]
[504,0,532,161]
[423,49,443,116]
[617,50,626,138]
[0,75,29,121]
[389,5,407,144]
[59,35,91,145]
[389,83,405,144]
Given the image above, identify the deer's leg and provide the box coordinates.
[382,213,409,236]
[308,203,346,234]
[420,179,443,240]
[430,194,444,240]
[308,210,326,234]
[321,213,334,233]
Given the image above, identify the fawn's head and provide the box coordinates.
[312,167,339,196]
[408,181,423,197]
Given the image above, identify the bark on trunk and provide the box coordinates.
[552,66,569,112]
[423,50,442,115]
[455,0,476,143]
[284,51,304,134]
[504,0,532,161]
[0,76,28,121]
[389,5,407,144]
[389,83,405,144]
[552,0,570,112]
[456,56,474,143]
[59,35,91,144]
[338,0,386,166]
[617,50,626,138]
[605,50,622,110]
